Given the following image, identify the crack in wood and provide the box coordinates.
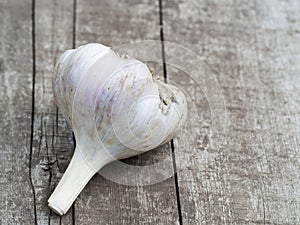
[158,0,183,224]
[29,0,38,224]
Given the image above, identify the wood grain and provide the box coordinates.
[33,0,75,224]
[163,0,300,224]
[0,0,35,224]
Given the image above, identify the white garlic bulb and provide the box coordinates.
[48,43,187,215]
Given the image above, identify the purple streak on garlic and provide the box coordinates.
[48,43,187,215]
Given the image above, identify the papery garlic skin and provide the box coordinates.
[49,43,187,215]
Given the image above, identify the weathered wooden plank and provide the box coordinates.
[0,0,35,224]
[74,0,180,224]
[32,0,75,224]
[163,0,300,224]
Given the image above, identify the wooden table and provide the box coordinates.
[1,0,300,224]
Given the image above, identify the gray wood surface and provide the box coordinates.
[163,0,300,224]
[1,0,300,224]
[33,0,75,224]
[0,0,35,224]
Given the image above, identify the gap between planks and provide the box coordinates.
[158,0,183,224]
[29,0,38,224]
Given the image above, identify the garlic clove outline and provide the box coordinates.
[48,43,187,215]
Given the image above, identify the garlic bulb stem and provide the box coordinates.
[48,147,106,215]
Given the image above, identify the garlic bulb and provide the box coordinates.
[48,43,187,215]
